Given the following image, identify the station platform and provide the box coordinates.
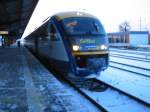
[0,46,99,112]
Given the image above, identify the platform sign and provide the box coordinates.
[0,31,8,34]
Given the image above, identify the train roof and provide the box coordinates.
[54,11,97,21]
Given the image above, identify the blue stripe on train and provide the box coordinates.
[52,17,77,74]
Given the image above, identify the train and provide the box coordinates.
[24,11,109,78]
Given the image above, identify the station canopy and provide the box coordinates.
[0,0,39,39]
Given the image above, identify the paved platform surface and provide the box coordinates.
[0,46,99,112]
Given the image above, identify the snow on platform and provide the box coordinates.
[0,47,99,112]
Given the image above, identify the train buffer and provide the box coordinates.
[0,46,99,112]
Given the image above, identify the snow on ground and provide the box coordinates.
[110,48,150,60]
[110,52,150,59]
[98,67,150,104]
[110,62,150,77]
[110,56,150,70]
[110,48,150,54]
[82,88,150,112]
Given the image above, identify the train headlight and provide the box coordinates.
[72,45,80,51]
[100,45,107,50]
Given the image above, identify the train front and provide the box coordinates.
[61,15,109,76]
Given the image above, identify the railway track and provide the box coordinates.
[110,49,150,56]
[28,48,107,112]
[36,57,150,111]
[55,73,149,112]
[110,53,150,63]
[110,61,150,78]
[110,48,150,61]
[106,50,150,103]
[105,62,150,105]
[29,48,150,111]
[96,72,150,106]
[66,77,150,112]
[94,78,150,107]
[61,76,108,112]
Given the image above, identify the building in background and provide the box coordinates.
[108,31,149,47]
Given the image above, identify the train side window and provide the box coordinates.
[49,24,60,41]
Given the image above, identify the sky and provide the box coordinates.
[22,0,150,38]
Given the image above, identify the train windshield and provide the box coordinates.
[62,17,105,35]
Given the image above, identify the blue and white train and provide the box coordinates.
[24,11,109,77]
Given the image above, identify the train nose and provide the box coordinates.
[87,58,106,72]
[74,55,108,76]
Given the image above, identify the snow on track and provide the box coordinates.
[110,62,150,77]
[81,88,150,112]
[98,67,150,104]
[110,56,150,70]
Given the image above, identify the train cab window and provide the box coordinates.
[62,17,105,35]
[49,24,59,41]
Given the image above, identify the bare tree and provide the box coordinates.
[119,21,131,32]
[119,21,131,43]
